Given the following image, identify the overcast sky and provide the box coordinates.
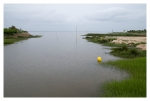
[4,4,146,32]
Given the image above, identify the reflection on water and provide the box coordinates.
[4,32,128,97]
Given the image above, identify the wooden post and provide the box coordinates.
[76,26,77,43]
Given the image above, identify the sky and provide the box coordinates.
[4,4,146,32]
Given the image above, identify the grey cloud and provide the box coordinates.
[4,4,146,32]
[85,7,146,23]
[4,5,67,25]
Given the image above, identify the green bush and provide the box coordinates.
[99,39,109,43]
[110,46,146,58]
[4,25,28,36]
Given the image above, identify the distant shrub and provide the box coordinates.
[130,48,139,56]
[4,25,28,35]
[110,46,146,58]
[99,39,109,43]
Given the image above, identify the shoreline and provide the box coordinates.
[110,36,146,50]
[84,33,146,97]
[4,33,42,45]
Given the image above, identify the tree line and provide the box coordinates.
[4,25,28,35]
[127,29,146,33]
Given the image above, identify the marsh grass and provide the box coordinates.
[4,38,24,44]
[4,35,42,45]
[85,33,146,97]
[85,32,146,37]
[110,46,146,58]
[86,37,116,44]
[101,57,146,97]
[86,37,146,58]
[86,37,128,47]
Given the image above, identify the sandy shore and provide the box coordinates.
[111,36,146,50]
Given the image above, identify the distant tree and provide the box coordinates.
[4,25,28,35]
[9,25,17,30]
[127,29,146,33]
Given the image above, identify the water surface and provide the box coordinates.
[4,32,128,97]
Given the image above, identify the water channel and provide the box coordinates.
[4,32,128,97]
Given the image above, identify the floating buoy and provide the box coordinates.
[97,56,102,62]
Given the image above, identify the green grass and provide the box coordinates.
[86,37,115,44]
[86,36,146,59]
[110,46,146,58]
[101,57,146,97]
[4,35,42,45]
[86,36,139,47]
[85,32,146,37]
[4,38,23,44]
[86,37,127,47]
[85,32,146,48]
[102,42,128,47]
[84,33,146,97]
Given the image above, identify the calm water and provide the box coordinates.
[4,32,128,97]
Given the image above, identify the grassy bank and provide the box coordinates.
[84,33,146,97]
[84,32,146,37]
[4,35,42,45]
[86,36,146,59]
[110,46,146,58]
[4,25,42,45]
[101,57,146,97]
[4,38,25,44]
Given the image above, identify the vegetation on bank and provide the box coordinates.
[87,38,145,57]
[4,38,25,44]
[4,25,42,45]
[84,32,146,97]
[101,57,146,97]
[4,35,42,45]
[84,32,146,37]
[110,46,146,58]
[127,29,146,33]
[85,34,146,59]
[4,25,28,35]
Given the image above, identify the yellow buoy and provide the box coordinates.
[97,56,102,62]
